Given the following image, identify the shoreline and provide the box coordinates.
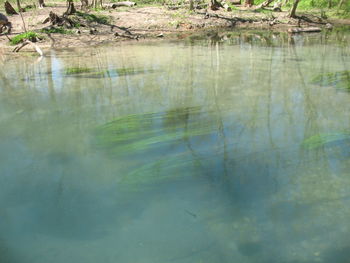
[1,4,350,51]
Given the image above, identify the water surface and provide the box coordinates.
[1,31,350,263]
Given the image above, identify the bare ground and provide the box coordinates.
[0,3,349,51]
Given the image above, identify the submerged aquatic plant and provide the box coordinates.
[63,67,150,78]
[311,70,350,91]
[94,107,221,187]
[94,107,215,154]
[64,67,93,75]
[302,132,350,149]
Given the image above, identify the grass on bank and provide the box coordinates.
[75,11,112,24]
[10,31,42,45]
[1,0,350,20]
[40,27,74,34]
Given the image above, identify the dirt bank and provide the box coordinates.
[0,3,348,51]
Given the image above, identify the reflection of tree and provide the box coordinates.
[211,41,229,179]
[46,50,57,103]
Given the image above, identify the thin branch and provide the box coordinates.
[16,0,27,32]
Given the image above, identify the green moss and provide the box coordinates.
[10,31,42,45]
[311,70,350,91]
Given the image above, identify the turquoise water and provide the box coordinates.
[1,31,350,263]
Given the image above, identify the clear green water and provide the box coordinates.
[1,31,350,263]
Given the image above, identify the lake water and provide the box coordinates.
[1,30,350,263]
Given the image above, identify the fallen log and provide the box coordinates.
[288,27,321,33]
[114,31,139,40]
[110,1,136,8]
[13,40,43,56]
[166,3,207,9]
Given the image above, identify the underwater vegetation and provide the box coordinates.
[311,70,350,91]
[63,67,151,78]
[94,107,216,155]
[94,107,221,186]
[302,132,350,150]
[64,67,93,75]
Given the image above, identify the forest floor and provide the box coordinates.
[0,2,350,50]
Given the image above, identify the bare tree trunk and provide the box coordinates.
[38,0,46,8]
[81,0,89,9]
[189,0,194,10]
[328,0,332,8]
[65,0,76,15]
[289,0,300,17]
[4,1,18,15]
[338,0,347,8]
[245,0,254,7]
[209,0,221,10]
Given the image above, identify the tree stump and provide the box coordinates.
[4,1,18,15]
[0,12,12,34]
[43,11,76,27]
